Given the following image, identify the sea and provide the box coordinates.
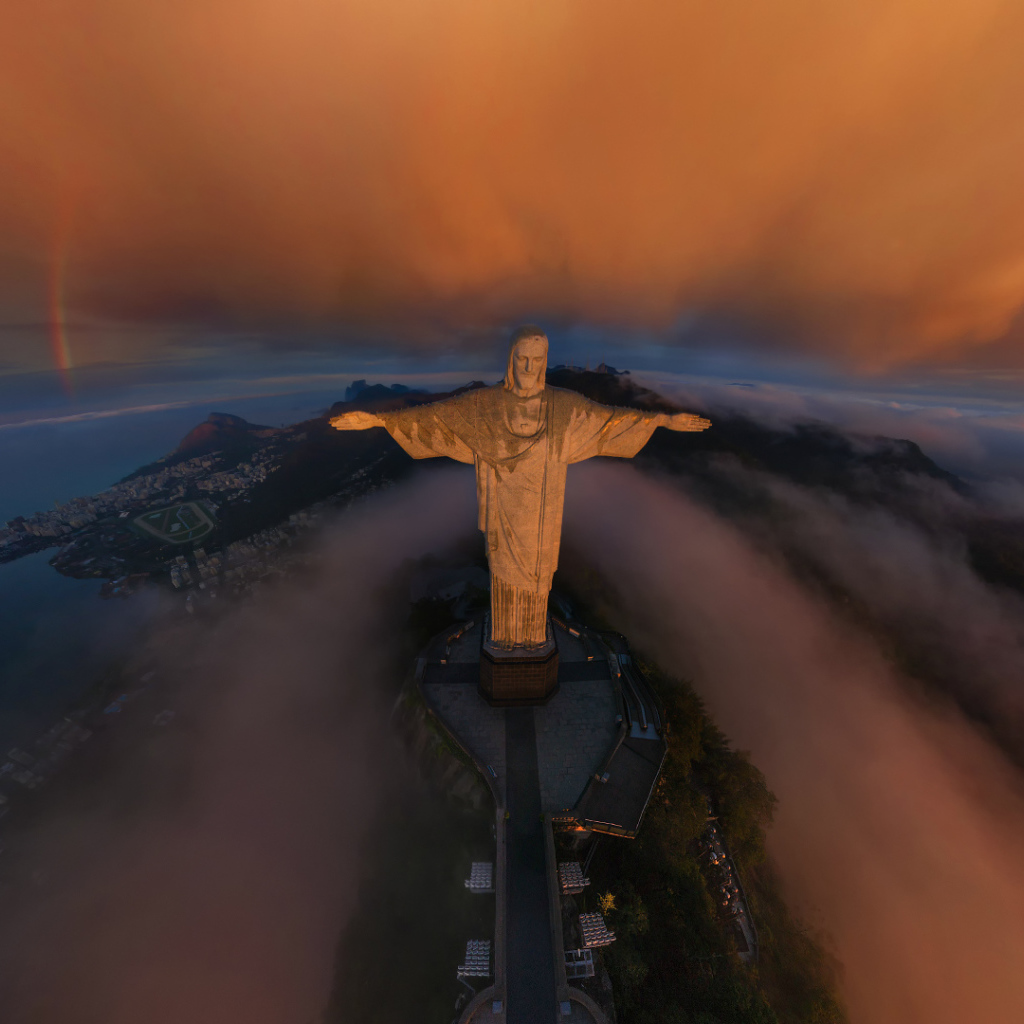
[0,386,367,754]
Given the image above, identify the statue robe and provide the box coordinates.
[380,384,662,647]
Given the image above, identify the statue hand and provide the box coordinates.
[329,410,384,431]
[663,411,711,432]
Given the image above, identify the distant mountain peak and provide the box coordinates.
[174,412,277,458]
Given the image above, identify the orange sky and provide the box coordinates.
[4,0,1024,369]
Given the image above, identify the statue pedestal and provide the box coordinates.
[479,627,559,707]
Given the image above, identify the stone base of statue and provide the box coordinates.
[479,620,559,706]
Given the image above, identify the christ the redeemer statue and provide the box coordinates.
[331,326,710,651]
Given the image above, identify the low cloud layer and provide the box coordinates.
[3,416,1023,1021]
[644,371,1024,483]
[6,1,1024,368]
[0,469,477,1024]
[744,470,1024,749]
[565,461,1024,1024]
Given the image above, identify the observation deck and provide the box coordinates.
[415,617,666,1023]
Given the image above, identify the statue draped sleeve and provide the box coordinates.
[554,390,663,463]
[377,394,479,464]
[377,389,545,544]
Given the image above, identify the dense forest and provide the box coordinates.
[580,660,844,1024]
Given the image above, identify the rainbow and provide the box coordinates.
[48,200,75,398]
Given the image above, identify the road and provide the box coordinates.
[504,708,557,1023]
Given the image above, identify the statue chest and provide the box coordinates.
[503,396,546,439]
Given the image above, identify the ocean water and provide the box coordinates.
[0,386,366,753]
[0,549,162,752]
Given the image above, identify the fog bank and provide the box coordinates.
[566,461,1024,1024]
[0,468,476,1024]
[644,371,1024,484]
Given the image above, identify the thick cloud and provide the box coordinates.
[564,461,1024,1024]
[0,469,477,1023]
[644,371,1024,481]
[4,0,1024,367]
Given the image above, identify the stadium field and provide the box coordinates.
[132,502,216,545]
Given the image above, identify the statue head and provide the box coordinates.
[504,325,548,398]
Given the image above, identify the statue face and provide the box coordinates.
[510,336,547,397]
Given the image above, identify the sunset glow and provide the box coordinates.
[2,0,1024,371]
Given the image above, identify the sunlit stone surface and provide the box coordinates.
[332,326,710,648]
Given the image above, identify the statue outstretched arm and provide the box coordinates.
[657,411,712,432]
[330,400,476,463]
[563,393,711,463]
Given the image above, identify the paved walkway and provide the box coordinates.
[534,677,618,814]
[505,708,556,1024]
[421,623,508,800]
[423,619,618,1023]
[423,679,507,790]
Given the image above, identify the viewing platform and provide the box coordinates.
[415,616,667,1023]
